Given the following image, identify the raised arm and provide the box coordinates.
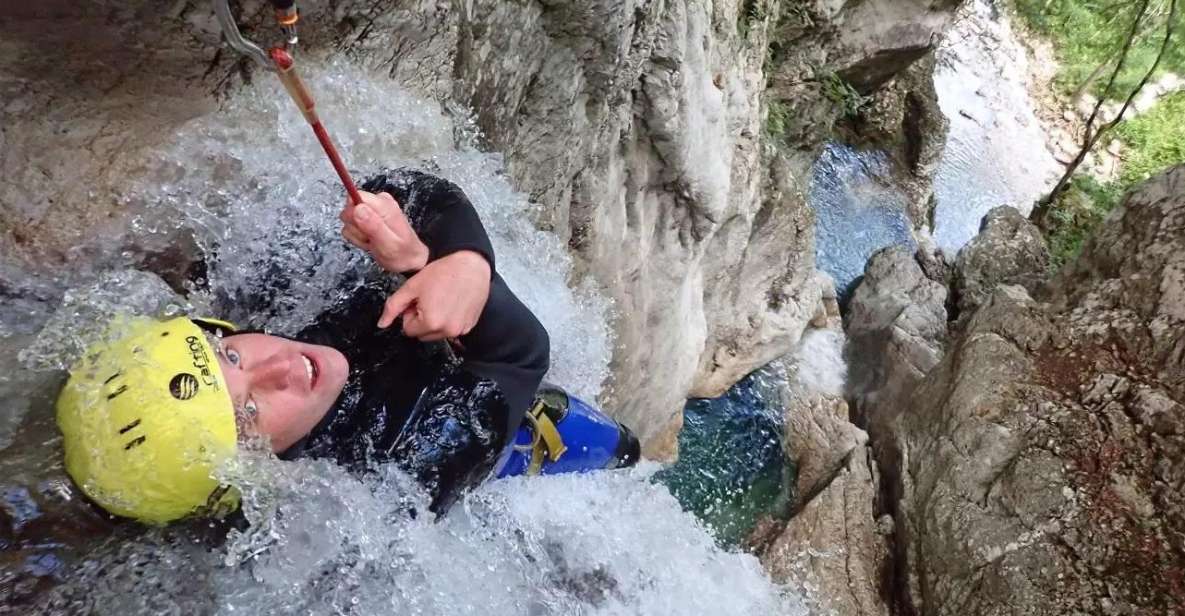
[385,277,549,516]
[347,170,550,422]
[342,170,494,339]
[357,169,496,273]
[457,272,550,432]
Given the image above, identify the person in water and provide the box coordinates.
[55,170,639,524]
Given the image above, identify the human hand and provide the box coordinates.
[340,190,430,273]
[377,250,492,341]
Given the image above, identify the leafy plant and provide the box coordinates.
[783,2,815,29]
[818,70,869,118]
[738,0,768,38]
[1013,0,1185,100]
[765,99,791,138]
[1026,0,1178,219]
[1114,90,1185,184]
[1045,175,1123,268]
[1010,0,1183,266]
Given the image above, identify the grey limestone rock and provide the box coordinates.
[953,205,1050,320]
[889,166,1185,615]
[759,446,891,616]
[782,317,863,507]
[846,245,949,437]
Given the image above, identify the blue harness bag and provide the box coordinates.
[495,385,640,478]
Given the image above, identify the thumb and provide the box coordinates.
[355,204,400,248]
[379,281,418,329]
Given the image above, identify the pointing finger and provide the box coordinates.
[379,283,417,329]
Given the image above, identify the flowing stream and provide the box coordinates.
[807,0,1060,283]
[808,144,916,297]
[931,0,1061,251]
[0,59,805,614]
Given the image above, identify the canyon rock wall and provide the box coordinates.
[875,168,1185,614]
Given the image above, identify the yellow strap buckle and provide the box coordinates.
[517,400,567,476]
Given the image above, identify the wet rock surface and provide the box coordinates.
[845,245,949,439]
[751,282,890,616]
[755,243,952,616]
[783,385,865,506]
[782,297,861,506]
[759,446,890,616]
[753,387,889,616]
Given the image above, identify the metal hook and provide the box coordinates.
[213,0,273,70]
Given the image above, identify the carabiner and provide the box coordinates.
[211,0,360,205]
[213,0,272,70]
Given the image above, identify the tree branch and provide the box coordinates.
[1031,0,1176,226]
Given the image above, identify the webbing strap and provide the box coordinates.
[525,401,567,476]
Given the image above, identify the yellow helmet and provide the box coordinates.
[55,316,241,524]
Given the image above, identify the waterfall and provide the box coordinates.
[2,58,806,615]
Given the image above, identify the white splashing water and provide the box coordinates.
[790,329,847,398]
[23,59,804,614]
[201,456,798,615]
[115,58,610,402]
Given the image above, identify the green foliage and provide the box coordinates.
[1016,0,1183,266]
[783,2,815,29]
[1046,175,1124,268]
[1013,0,1185,100]
[818,70,868,118]
[765,99,791,139]
[1114,90,1185,183]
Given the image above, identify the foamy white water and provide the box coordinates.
[14,58,806,614]
[791,329,847,397]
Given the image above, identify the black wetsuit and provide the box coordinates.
[279,170,550,515]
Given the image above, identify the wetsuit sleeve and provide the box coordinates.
[361,169,550,432]
[360,170,495,273]
[457,272,551,435]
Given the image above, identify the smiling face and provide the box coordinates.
[214,333,350,452]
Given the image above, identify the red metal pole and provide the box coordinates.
[268,47,362,205]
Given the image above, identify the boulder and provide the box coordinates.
[759,446,891,616]
[782,325,863,505]
[953,205,1049,320]
[845,246,948,437]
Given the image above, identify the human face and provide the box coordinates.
[214,333,349,453]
